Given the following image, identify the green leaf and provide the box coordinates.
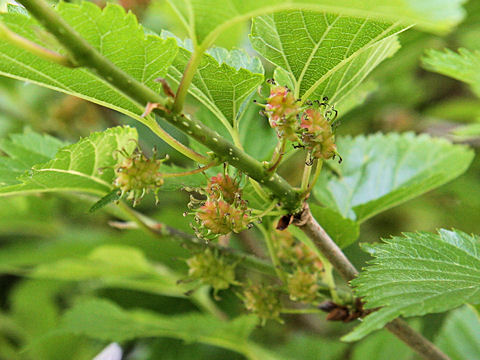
[53,298,278,360]
[164,32,264,129]
[0,196,61,237]
[88,189,120,213]
[435,306,480,360]
[275,334,347,360]
[250,11,401,111]
[31,245,157,280]
[351,326,416,360]
[343,229,480,341]
[422,48,480,96]
[313,133,474,222]
[8,279,94,360]
[0,2,177,120]
[0,130,67,186]
[452,122,480,138]
[167,0,465,46]
[309,204,359,248]
[238,97,277,160]
[29,244,223,317]
[0,126,138,197]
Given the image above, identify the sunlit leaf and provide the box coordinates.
[313,133,474,222]
[0,3,177,120]
[0,126,137,197]
[343,229,480,341]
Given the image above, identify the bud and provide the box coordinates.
[186,249,238,294]
[113,149,164,206]
[264,85,301,141]
[287,269,320,303]
[300,108,337,160]
[243,284,282,325]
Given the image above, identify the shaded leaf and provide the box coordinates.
[351,326,416,360]
[31,245,192,299]
[0,2,177,120]
[238,97,277,160]
[435,306,480,360]
[343,229,480,341]
[313,133,474,222]
[0,130,66,186]
[250,11,401,112]
[275,334,347,360]
[53,298,279,360]
[309,204,359,248]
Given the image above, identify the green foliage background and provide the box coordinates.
[0,0,479,359]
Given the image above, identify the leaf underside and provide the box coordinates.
[167,0,465,45]
[250,11,402,112]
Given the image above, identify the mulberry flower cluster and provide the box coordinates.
[113,148,165,206]
[259,83,339,163]
[273,229,323,304]
[186,248,239,297]
[190,173,251,240]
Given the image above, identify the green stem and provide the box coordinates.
[320,259,341,303]
[160,160,218,178]
[300,153,313,192]
[116,201,159,237]
[0,22,75,67]
[267,138,286,172]
[172,46,206,113]
[257,222,287,284]
[113,203,277,277]
[308,160,323,192]
[146,117,209,164]
[251,200,277,218]
[281,308,325,315]
[18,0,302,212]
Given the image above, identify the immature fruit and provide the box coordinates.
[186,249,238,293]
[273,230,323,272]
[206,173,240,204]
[287,269,320,303]
[300,108,337,160]
[243,284,282,325]
[113,149,164,205]
[265,85,301,141]
[196,200,249,235]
